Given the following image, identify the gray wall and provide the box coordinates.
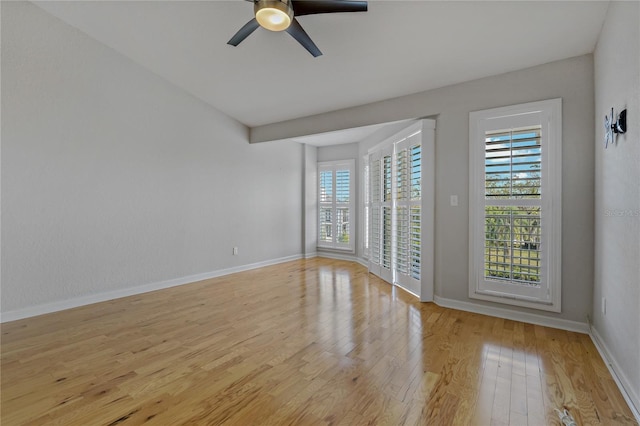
[593,1,640,412]
[302,144,318,256]
[261,55,596,323]
[1,2,304,313]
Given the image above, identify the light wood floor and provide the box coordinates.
[1,258,636,425]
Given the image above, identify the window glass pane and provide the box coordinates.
[410,145,421,200]
[485,127,541,199]
[371,160,380,203]
[336,170,350,203]
[319,207,332,243]
[484,206,541,285]
[383,156,392,202]
[371,207,380,262]
[337,207,349,243]
[382,206,392,268]
[396,149,408,201]
[395,206,408,274]
[319,170,333,202]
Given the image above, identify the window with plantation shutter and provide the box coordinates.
[394,137,422,294]
[318,160,355,251]
[363,157,370,259]
[370,156,381,266]
[484,127,542,284]
[469,99,562,311]
[368,121,434,299]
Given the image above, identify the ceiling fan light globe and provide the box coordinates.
[255,0,293,31]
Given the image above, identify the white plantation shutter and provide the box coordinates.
[369,154,382,276]
[368,127,424,295]
[409,145,422,281]
[394,132,421,295]
[319,169,333,244]
[410,206,421,280]
[381,153,393,280]
[363,157,370,259]
[469,99,562,311]
[318,160,355,251]
[484,128,542,287]
[369,148,393,282]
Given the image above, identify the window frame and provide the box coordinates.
[362,155,370,259]
[318,159,356,252]
[469,99,562,312]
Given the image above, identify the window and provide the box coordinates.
[318,160,355,251]
[363,156,370,259]
[469,99,562,311]
[369,123,427,297]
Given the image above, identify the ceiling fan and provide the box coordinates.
[228,0,368,57]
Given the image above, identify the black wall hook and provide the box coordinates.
[613,109,627,134]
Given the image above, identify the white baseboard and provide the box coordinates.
[589,327,640,423]
[0,254,303,323]
[304,252,318,259]
[433,295,590,334]
[316,251,358,262]
[316,251,369,269]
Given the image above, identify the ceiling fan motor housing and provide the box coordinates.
[255,0,294,31]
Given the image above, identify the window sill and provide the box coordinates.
[469,289,560,313]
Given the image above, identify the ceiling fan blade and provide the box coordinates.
[292,0,367,16]
[286,18,322,57]
[227,18,260,46]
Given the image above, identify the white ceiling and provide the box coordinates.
[35,0,609,129]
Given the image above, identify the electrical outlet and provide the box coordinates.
[233,247,238,255]
[450,195,458,206]
[602,297,606,315]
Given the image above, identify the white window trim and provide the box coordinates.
[318,159,356,252]
[469,99,562,312]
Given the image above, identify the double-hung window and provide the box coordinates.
[469,99,562,311]
[318,160,355,251]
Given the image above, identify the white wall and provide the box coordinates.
[593,1,640,414]
[256,55,596,324]
[1,2,304,315]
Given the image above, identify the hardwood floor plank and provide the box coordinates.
[1,258,636,425]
